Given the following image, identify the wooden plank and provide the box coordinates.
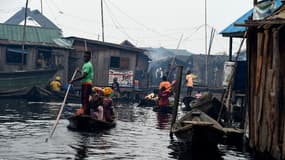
[182,120,213,126]
[271,29,281,158]
[257,30,270,152]
[255,32,264,95]
[223,127,244,134]
[247,30,257,147]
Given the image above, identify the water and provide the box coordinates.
[0,99,253,160]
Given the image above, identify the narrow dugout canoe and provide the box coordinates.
[67,115,116,131]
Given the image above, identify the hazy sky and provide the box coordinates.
[0,0,253,54]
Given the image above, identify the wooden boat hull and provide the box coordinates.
[137,99,157,107]
[0,69,57,98]
[183,94,227,120]
[182,96,196,111]
[25,86,150,104]
[25,86,81,103]
[67,115,116,131]
[153,106,173,114]
[172,109,225,146]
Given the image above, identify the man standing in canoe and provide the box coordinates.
[70,51,94,115]
[185,70,193,96]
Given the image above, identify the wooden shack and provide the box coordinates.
[0,8,71,83]
[242,3,285,159]
[0,23,71,82]
[65,37,149,92]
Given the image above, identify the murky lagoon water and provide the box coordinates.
[0,99,253,160]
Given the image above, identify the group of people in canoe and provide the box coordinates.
[142,69,203,110]
[68,51,116,122]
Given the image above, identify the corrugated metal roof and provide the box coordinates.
[53,38,73,48]
[65,36,145,53]
[220,9,253,37]
[220,0,282,37]
[5,8,61,30]
[0,23,62,44]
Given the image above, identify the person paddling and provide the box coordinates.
[70,51,94,115]
[159,76,171,92]
[158,86,170,107]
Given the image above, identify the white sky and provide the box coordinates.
[0,0,253,54]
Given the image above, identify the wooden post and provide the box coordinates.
[21,0,29,69]
[205,0,208,86]
[40,0,43,14]
[101,0,105,42]
[229,37,233,61]
[170,65,183,138]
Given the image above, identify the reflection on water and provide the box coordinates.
[0,99,254,159]
[156,113,171,130]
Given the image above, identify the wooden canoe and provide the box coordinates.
[183,93,227,121]
[153,105,173,114]
[67,115,116,131]
[0,69,57,98]
[171,109,225,146]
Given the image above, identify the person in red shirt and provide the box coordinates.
[158,86,170,107]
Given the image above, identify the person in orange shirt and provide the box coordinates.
[159,76,171,92]
[185,70,193,96]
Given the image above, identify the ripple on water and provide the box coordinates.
[0,100,254,160]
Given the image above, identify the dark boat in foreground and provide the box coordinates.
[183,93,227,120]
[171,109,225,146]
[67,115,116,131]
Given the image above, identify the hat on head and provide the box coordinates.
[103,87,113,96]
[55,76,61,81]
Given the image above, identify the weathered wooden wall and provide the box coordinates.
[70,40,140,88]
[0,44,69,82]
[135,53,149,89]
[247,25,285,160]
[0,46,7,71]
[191,54,228,87]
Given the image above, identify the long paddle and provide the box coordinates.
[45,70,78,142]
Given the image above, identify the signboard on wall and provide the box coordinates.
[108,69,133,87]
[222,61,236,87]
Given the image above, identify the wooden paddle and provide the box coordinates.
[45,70,78,142]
